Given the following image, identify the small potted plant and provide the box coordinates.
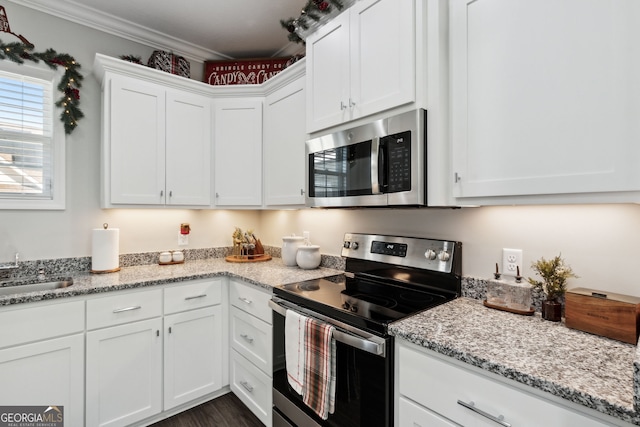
[527,254,577,321]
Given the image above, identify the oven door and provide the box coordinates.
[270,298,392,427]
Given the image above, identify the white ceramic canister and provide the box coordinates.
[159,251,172,263]
[282,236,304,267]
[296,245,321,270]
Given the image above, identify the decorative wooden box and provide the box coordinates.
[565,287,640,344]
[203,57,290,85]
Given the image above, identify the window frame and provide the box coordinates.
[0,60,65,210]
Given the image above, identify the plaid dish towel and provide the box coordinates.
[302,317,336,420]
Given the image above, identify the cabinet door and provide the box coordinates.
[166,91,212,206]
[164,306,224,410]
[451,0,640,201]
[0,334,84,427]
[350,0,415,119]
[264,75,307,206]
[306,11,351,132]
[86,318,162,427]
[213,99,263,206]
[108,74,166,205]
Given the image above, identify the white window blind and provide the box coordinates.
[0,70,53,199]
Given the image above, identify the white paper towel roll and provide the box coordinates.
[92,225,119,272]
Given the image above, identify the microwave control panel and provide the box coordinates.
[383,130,411,193]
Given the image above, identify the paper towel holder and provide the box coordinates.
[90,223,121,274]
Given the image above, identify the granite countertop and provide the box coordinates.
[390,297,640,425]
[0,257,343,306]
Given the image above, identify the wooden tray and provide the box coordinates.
[159,260,185,265]
[483,300,534,316]
[225,254,272,263]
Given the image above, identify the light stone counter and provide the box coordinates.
[0,257,343,306]
[389,297,640,425]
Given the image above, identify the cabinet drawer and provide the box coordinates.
[398,343,609,427]
[230,306,272,374]
[0,300,84,348]
[398,396,458,427]
[87,288,162,330]
[230,279,272,324]
[164,278,223,314]
[231,349,272,427]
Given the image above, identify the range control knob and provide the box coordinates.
[343,241,351,249]
[438,250,451,262]
[424,249,437,260]
[351,242,359,250]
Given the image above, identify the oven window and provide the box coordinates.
[273,313,392,427]
[309,141,373,197]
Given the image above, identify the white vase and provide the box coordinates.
[296,245,321,270]
[282,236,304,267]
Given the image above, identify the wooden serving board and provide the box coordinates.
[483,300,534,316]
[225,254,272,263]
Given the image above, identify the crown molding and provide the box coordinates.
[5,0,239,62]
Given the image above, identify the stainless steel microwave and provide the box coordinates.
[306,109,427,207]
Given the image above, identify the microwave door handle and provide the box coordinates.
[371,136,381,194]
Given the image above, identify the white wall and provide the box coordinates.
[259,205,640,297]
[1,4,639,300]
[0,3,259,260]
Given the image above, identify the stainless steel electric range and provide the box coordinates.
[270,233,462,427]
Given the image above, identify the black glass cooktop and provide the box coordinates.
[273,274,453,336]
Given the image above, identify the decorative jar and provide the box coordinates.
[282,236,304,267]
[296,245,321,270]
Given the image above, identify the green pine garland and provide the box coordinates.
[281,0,344,44]
[0,39,84,135]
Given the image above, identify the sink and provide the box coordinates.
[0,279,73,296]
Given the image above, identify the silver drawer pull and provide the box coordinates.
[240,381,254,392]
[240,334,254,343]
[457,400,511,427]
[185,294,207,300]
[112,305,142,314]
[238,297,252,305]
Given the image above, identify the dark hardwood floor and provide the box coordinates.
[150,393,264,427]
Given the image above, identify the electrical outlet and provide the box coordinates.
[178,234,189,246]
[502,248,523,277]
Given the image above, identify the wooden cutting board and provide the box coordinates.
[225,254,272,263]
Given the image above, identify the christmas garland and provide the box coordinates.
[280,0,344,44]
[0,39,83,135]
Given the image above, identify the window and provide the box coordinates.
[0,61,65,209]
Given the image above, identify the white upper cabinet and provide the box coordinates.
[108,75,166,206]
[306,0,416,133]
[165,91,212,206]
[96,56,212,208]
[451,0,640,204]
[213,98,263,207]
[263,63,307,207]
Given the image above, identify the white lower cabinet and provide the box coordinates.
[229,279,273,427]
[85,281,228,427]
[86,317,163,427]
[397,341,625,427]
[164,305,224,410]
[0,300,85,426]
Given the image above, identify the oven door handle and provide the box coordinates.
[269,298,386,357]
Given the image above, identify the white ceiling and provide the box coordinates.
[9,0,308,61]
